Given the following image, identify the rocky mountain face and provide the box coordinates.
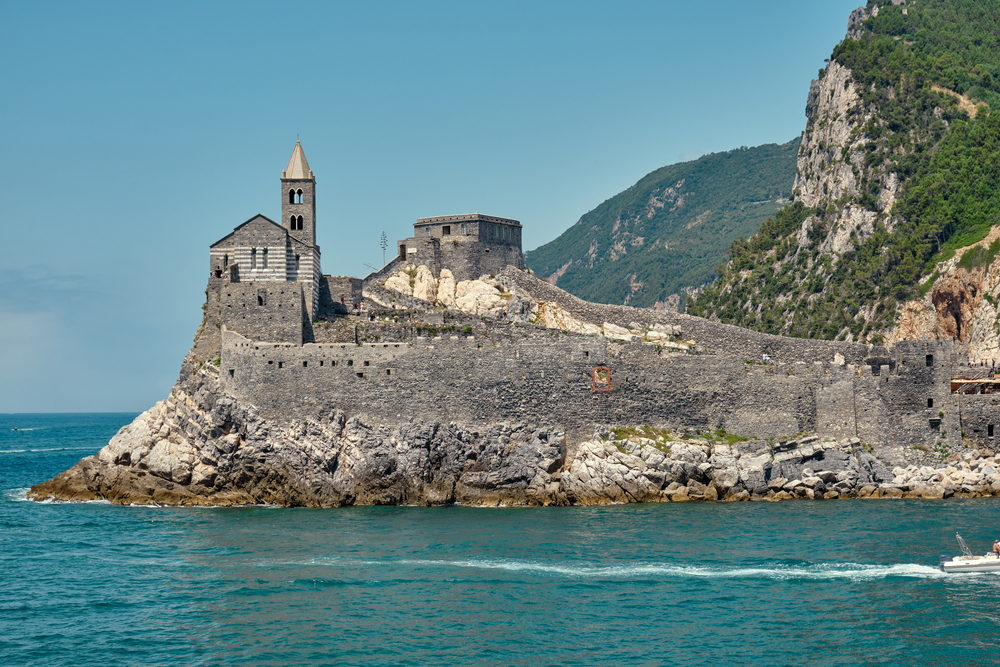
[691,0,1000,351]
[525,140,798,310]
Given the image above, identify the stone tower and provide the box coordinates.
[281,140,316,247]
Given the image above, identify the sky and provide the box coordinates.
[0,0,863,413]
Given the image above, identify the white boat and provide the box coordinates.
[938,533,1000,573]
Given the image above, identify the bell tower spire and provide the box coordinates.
[281,140,317,247]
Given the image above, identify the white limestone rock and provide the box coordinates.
[412,265,438,303]
[145,438,197,485]
[455,280,504,315]
[437,269,457,307]
[384,269,414,296]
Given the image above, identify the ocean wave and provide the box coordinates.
[3,488,29,502]
[30,495,112,505]
[0,447,96,454]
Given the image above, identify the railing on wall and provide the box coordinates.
[362,255,406,287]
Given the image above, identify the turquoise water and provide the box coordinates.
[3,414,1000,666]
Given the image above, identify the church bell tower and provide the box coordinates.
[281,140,317,247]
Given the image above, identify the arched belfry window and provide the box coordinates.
[297,215,304,230]
[288,189,295,204]
[296,189,303,204]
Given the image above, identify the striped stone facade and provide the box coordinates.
[208,142,324,342]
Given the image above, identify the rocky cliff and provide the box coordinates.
[691,0,1000,351]
[30,348,1000,506]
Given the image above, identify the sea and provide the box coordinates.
[3,413,1000,666]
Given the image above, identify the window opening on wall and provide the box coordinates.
[223,254,229,268]
[278,361,284,369]
[592,367,612,392]
[927,398,934,408]
[442,226,451,235]
[461,223,468,235]
[289,189,295,204]
[364,360,370,366]
[262,248,268,269]
[229,369,234,377]
[426,227,432,237]
[991,425,995,437]
[297,215,303,229]
[347,360,354,366]
[250,248,257,269]
[296,189,303,204]
[319,361,324,366]
[930,418,941,430]
[926,354,934,367]
[303,361,307,367]
[294,255,300,271]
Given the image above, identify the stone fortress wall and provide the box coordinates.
[398,213,524,282]
[202,143,1000,460]
[211,276,992,459]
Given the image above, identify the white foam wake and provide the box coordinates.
[0,446,96,454]
[392,559,945,580]
[3,488,29,502]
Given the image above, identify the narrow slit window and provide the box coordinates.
[990,425,995,437]
[262,248,268,269]
[250,248,257,269]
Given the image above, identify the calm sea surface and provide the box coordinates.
[3,413,1000,666]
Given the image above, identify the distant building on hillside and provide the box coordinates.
[395,213,525,282]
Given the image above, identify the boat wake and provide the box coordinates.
[397,559,944,580]
[278,557,946,580]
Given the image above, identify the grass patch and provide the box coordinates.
[610,425,673,454]
[957,239,1000,271]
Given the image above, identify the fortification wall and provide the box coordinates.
[319,276,362,316]
[956,394,1000,445]
[221,283,305,345]
[503,268,884,365]
[218,323,963,455]
[395,236,523,282]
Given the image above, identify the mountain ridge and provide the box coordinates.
[525,140,798,309]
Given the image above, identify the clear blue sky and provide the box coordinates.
[0,0,862,412]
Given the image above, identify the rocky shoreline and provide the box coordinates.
[28,356,1000,507]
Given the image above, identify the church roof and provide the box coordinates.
[282,140,313,179]
[209,214,286,248]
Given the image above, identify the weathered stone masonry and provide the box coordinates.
[202,142,1000,457]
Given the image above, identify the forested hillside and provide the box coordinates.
[691,0,1000,343]
[525,141,798,309]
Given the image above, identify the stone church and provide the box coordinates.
[205,141,525,345]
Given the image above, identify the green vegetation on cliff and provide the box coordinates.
[691,0,1000,342]
[525,140,798,308]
